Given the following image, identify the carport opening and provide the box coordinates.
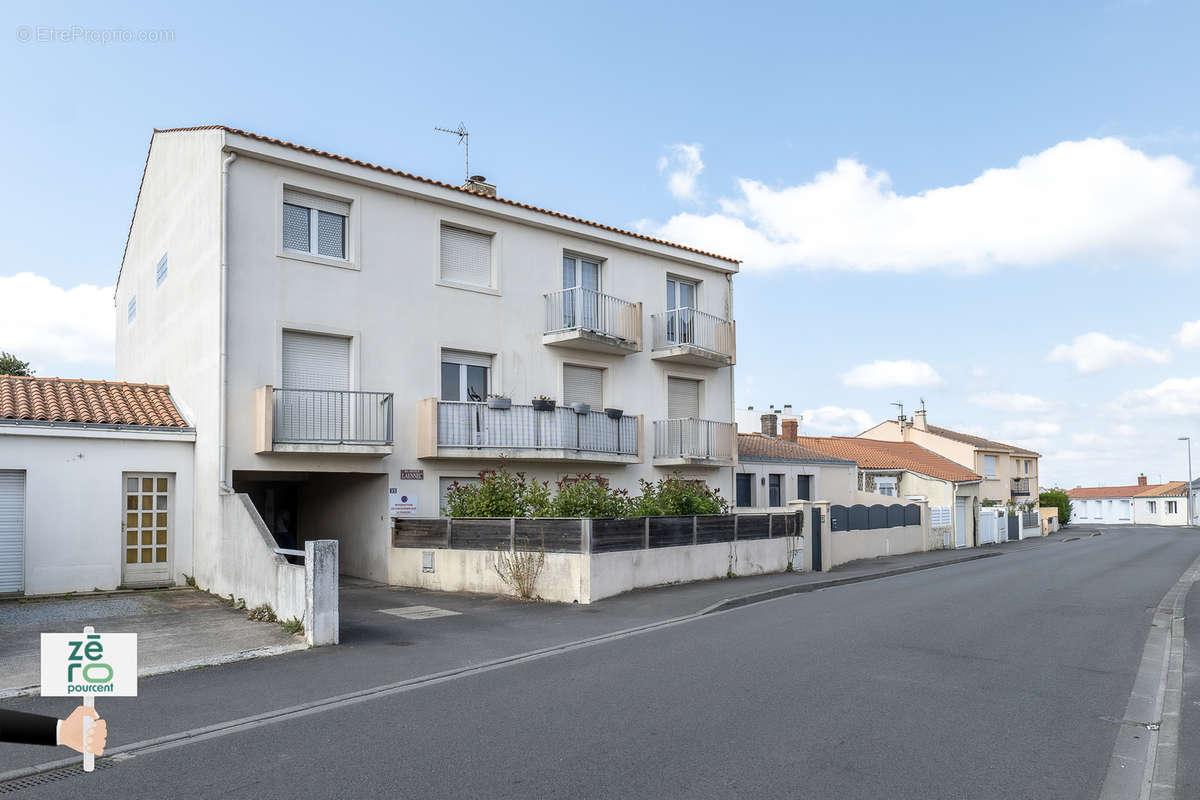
[232,470,389,582]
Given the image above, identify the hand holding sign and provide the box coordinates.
[61,706,106,755]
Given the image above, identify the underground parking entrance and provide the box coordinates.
[233,470,391,583]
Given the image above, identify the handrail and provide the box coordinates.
[437,401,638,456]
[544,287,639,341]
[273,388,393,445]
[652,417,735,459]
[650,307,734,357]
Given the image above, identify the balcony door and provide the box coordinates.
[665,278,696,345]
[280,330,351,442]
[563,255,600,331]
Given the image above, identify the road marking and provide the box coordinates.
[378,605,461,620]
[1098,550,1200,800]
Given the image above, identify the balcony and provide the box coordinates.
[417,399,642,464]
[650,308,735,367]
[254,386,393,456]
[542,288,642,355]
[1011,478,1031,497]
[652,418,737,468]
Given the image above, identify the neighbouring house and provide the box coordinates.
[1067,475,1191,526]
[1039,506,1060,535]
[858,409,1041,510]
[0,375,195,595]
[792,435,983,549]
[735,415,857,510]
[115,125,739,599]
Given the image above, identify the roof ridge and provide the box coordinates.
[0,374,169,390]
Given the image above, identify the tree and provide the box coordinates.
[0,352,34,376]
[1039,488,1071,526]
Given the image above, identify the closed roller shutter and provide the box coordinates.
[563,365,603,408]
[282,331,350,390]
[440,225,492,287]
[667,377,700,419]
[0,471,25,594]
[283,188,351,217]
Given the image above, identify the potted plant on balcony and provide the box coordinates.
[604,407,624,420]
[531,395,556,412]
[570,402,591,415]
[486,393,511,410]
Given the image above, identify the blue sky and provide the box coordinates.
[1,0,1198,488]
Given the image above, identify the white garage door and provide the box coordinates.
[0,470,25,593]
[954,497,967,548]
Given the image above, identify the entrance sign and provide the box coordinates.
[41,626,137,771]
[390,487,418,517]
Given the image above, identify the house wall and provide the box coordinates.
[297,472,390,582]
[734,460,857,509]
[1132,496,1188,526]
[1070,497,1133,524]
[220,144,736,513]
[114,129,224,589]
[0,427,195,595]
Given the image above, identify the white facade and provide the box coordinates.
[115,127,739,591]
[734,459,857,509]
[0,424,195,595]
[1070,493,1188,526]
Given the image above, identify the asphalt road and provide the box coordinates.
[5,525,1199,799]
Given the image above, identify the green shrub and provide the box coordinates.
[1039,488,1071,525]
[548,474,634,518]
[442,468,552,518]
[632,476,729,516]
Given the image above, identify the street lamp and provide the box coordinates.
[1181,437,1194,526]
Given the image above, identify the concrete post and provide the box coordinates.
[305,539,339,647]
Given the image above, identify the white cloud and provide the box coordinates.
[1116,376,1200,416]
[1115,423,1137,437]
[841,359,942,389]
[650,137,1200,272]
[1177,320,1200,349]
[800,406,873,435]
[1001,420,1061,437]
[969,392,1049,413]
[657,143,704,203]
[0,272,113,375]
[1047,332,1170,373]
[1072,433,1104,446]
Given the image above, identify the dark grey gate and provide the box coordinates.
[811,507,823,571]
[1007,514,1019,541]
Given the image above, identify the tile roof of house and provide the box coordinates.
[924,423,1041,457]
[118,126,739,287]
[1066,482,1189,499]
[737,433,858,463]
[0,375,190,428]
[794,436,981,482]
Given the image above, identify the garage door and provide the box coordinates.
[0,471,25,593]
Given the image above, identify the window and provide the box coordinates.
[281,331,351,390]
[665,278,698,345]
[735,473,753,507]
[439,476,480,515]
[1167,501,1178,514]
[666,377,701,419]
[983,455,998,478]
[768,474,783,507]
[440,225,492,287]
[282,188,348,259]
[1148,501,1157,514]
[563,365,603,409]
[562,254,601,330]
[156,253,168,286]
[127,296,136,322]
[875,476,897,497]
[441,350,491,402]
[796,475,812,501]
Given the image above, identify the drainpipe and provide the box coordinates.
[218,151,237,492]
[726,272,736,496]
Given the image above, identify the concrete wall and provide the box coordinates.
[215,493,306,622]
[297,472,389,582]
[0,426,195,595]
[829,524,925,568]
[734,459,857,509]
[389,547,589,603]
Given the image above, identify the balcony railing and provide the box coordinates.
[653,418,735,461]
[273,389,393,445]
[544,287,640,342]
[437,401,638,456]
[650,308,734,359]
[1011,478,1031,496]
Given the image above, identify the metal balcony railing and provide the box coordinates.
[437,401,638,456]
[273,389,393,445]
[653,418,735,460]
[1011,478,1031,496]
[544,287,639,342]
[650,308,734,358]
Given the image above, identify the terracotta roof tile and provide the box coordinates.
[925,424,1040,457]
[1135,481,1189,498]
[0,375,189,428]
[737,434,857,463]
[1066,482,1188,499]
[118,125,740,289]
[794,436,982,483]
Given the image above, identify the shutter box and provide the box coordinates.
[283,187,351,217]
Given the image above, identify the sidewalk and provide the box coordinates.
[0,589,305,698]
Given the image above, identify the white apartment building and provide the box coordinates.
[115,126,739,589]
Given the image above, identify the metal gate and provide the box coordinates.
[811,507,823,572]
[1007,513,1020,541]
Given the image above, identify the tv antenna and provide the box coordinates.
[434,123,470,181]
[891,401,905,422]
[919,397,926,412]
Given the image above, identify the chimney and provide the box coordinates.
[1138,474,1148,486]
[462,175,496,197]
[781,418,798,443]
[913,409,927,431]
[760,413,779,437]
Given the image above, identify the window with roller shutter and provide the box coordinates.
[282,188,350,260]
[666,377,700,419]
[440,225,493,288]
[563,365,603,409]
